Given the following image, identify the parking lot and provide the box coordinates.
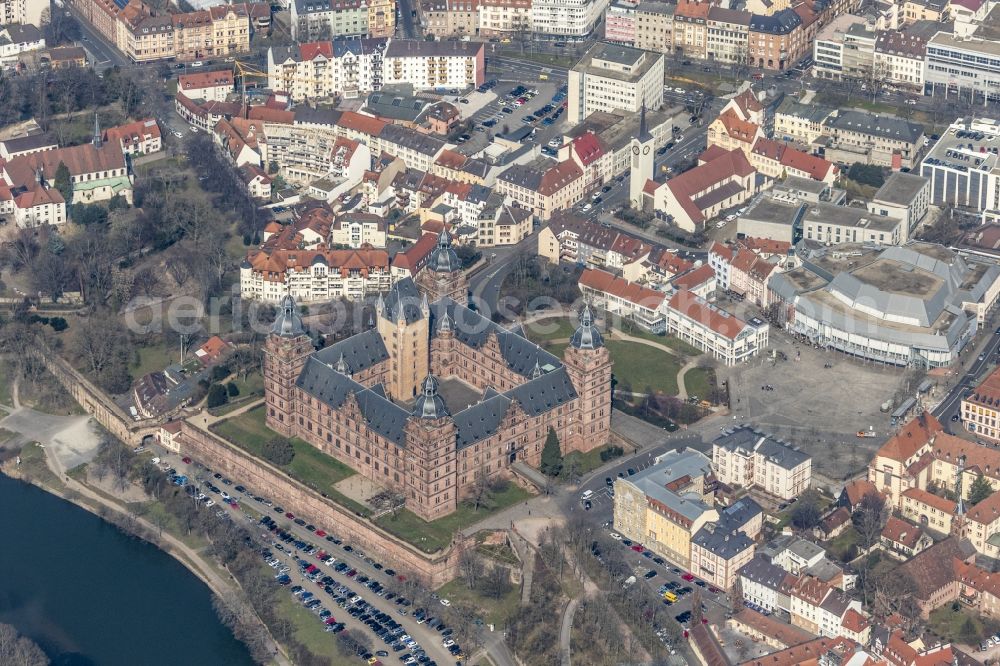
[149,446,464,666]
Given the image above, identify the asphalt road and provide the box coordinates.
[395,0,419,39]
[934,327,1000,432]
[64,5,126,67]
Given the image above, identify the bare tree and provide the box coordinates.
[459,549,485,590]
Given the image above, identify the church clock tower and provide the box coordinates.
[629,105,655,209]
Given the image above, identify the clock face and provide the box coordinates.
[632,145,640,155]
[643,146,651,155]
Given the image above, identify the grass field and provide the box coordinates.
[375,483,532,553]
[0,363,12,407]
[524,317,577,344]
[607,340,682,396]
[211,407,363,512]
[132,343,178,378]
[825,526,860,562]
[435,578,521,626]
[929,605,1000,646]
[275,580,355,665]
[683,367,714,402]
[563,444,625,477]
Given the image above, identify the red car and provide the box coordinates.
[228,500,238,508]
[285,512,294,519]
[316,551,328,560]
[346,569,358,577]
[682,573,695,582]
[315,529,326,537]
[630,545,644,553]
[325,617,338,625]
[181,457,192,464]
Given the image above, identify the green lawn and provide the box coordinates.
[607,340,682,396]
[436,578,521,626]
[211,407,362,509]
[825,526,860,562]
[929,605,1000,645]
[563,444,625,477]
[683,367,714,402]
[132,343,178,378]
[275,580,355,665]
[524,317,577,344]
[375,483,532,553]
[0,363,11,407]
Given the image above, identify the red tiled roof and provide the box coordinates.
[338,111,388,137]
[841,478,879,508]
[572,132,604,166]
[195,335,230,365]
[579,269,666,310]
[299,41,334,60]
[967,490,1000,526]
[875,413,941,462]
[178,69,234,93]
[881,515,923,549]
[717,108,760,143]
[247,248,390,279]
[538,160,583,196]
[840,608,869,634]
[248,106,294,124]
[739,637,855,666]
[643,178,659,195]
[741,237,791,256]
[732,608,812,648]
[676,0,710,19]
[104,118,161,149]
[665,148,755,224]
[667,289,746,340]
[392,232,437,274]
[901,487,957,515]
[731,89,764,116]
[699,144,732,164]
[672,264,715,291]
[710,241,735,263]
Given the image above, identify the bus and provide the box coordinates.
[663,591,678,603]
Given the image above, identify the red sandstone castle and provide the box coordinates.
[264,232,613,521]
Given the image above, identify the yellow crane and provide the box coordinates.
[233,59,270,111]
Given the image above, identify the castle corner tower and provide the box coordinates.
[415,230,467,303]
[264,294,313,436]
[563,305,613,452]
[404,375,458,521]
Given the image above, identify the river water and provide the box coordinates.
[0,473,254,666]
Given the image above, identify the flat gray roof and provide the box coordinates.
[872,171,929,206]
[573,42,662,82]
[802,202,899,233]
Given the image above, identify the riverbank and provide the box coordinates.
[0,444,291,666]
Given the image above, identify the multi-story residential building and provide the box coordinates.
[689,498,762,590]
[747,8,804,71]
[962,365,1000,443]
[874,28,928,90]
[774,99,836,144]
[648,147,760,232]
[712,426,812,500]
[421,0,480,38]
[290,0,368,40]
[241,246,392,302]
[799,200,903,245]
[330,212,388,248]
[901,0,947,23]
[178,70,235,102]
[632,1,673,52]
[739,556,792,613]
[812,15,871,80]
[530,0,608,37]
[578,268,669,332]
[103,118,162,156]
[567,42,663,124]
[0,24,44,66]
[171,4,255,62]
[382,40,485,90]
[604,0,638,44]
[268,38,385,101]
[497,158,585,220]
[0,0,46,27]
[867,172,930,242]
[539,212,666,278]
[749,138,839,183]
[706,6,750,64]
[478,0,532,37]
[613,448,719,569]
[823,110,924,169]
[665,289,770,365]
[379,124,446,172]
[919,117,1000,222]
[672,0,709,59]
[117,5,174,63]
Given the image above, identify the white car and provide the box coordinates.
[440,598,451,606]
[673,87,684,93]
[172,130,183,138]
[443,639,456,648]
[725,214,737,222]
[548,138,561,148]
[582,203,593,212]
[190,61,204,67]
[610,532,623,540]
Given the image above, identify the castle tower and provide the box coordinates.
[430,309,457,376]
[563,305,613,453]
[376,280,430,400]
[264,294,313,436]
[403,375,458,521]
[629,104,655,209]
[415,230,468,303]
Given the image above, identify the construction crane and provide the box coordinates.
[233,59,270,114]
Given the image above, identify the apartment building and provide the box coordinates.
[774,99,836,143]
[812,15,871,80]
[290,0,368,40]
[823,110,925,169]
[422,0,480,38]
[747,8,804,71]
[672,0,710,59]
[268,38,385,101]
[578,268,669,332]
[0,24,45,66]
[103,118,162,156]
[873,28,928,90]
[712,426,812,500]
[613,448,719,569]
[633,1,674,52]
[479,0,531,36]
[497,158,585,220]
[530,0,608,37]
[962,365,1000,443]
[178,70,235,102]
[241,247,392,302]
[689,499,762,590]
[604,0,638,44]
[382,40,485,90]
[666,290,769,365]
[868,171,931,240]
[925,29,1000,103]
[0,0,46,27]
[567,42,663,124]
[706,6,751,64]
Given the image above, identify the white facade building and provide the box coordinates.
[567,41,664,124]
[531,0,610,36]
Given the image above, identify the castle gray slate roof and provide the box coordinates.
[314,328,389,375]
[272,294,306,337]
[413,375,449,419]
[431,299,562,377]
[382,277,425,324]
[355,385,408,444]
[504,366,577,417]
[824,110,924,144]
[454,392,511,448]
